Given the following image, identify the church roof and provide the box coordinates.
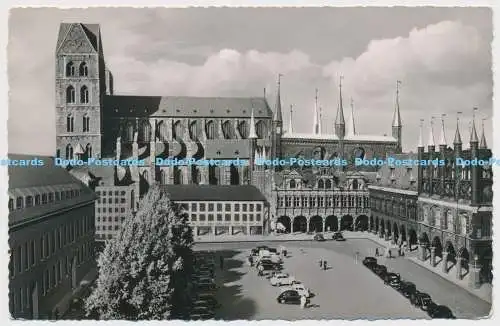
[56,23,100,53]
[282,132,396,143]
[369,152,418,192]
[103,95,273,118]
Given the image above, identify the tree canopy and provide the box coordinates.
[85,185,194,320]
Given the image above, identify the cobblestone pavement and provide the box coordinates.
[204,246,428,320]
[195,239,491,319]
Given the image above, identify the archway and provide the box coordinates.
[355,215,369,231]
[293,216,307,233]
[393,222,399,243]
[420,232,430,260]
[432,236,443,258]
[379,219,385,235]
[480,246,493,284]
[370,216,374,231]
[386,220,392,238]
[276,216,291,233]
[230,165,240,185]
[340,215,353,231]
[31,282,39,319]
[325,215,338,232]
[400,225,407,243]
[458,247,470,279]
[309,215,323,233]
[375,217,380,232]
[408,229,418,250]
[444,241,456,273]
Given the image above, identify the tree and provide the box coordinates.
[85,185,194,320]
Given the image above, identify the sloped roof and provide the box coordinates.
[103,95,273,118]
[56,23,99,52]
[370,152,418,191]
[162,185,267,202]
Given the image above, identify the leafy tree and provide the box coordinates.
[85,185,194,320]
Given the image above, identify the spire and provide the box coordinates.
[273,74,283,122]
[470,107,479,143]
[335,75,345,125]
[319,107,322,134]
[348,97,356,136]
[418,119,424,148]
[288,104,293,134]
[313,89,320,134]
[428,117,435,147]
[248,108,257,139]
[439,114,447,146]
[392,80,402,127]
[480,118,488,149]
[453,112,462,145]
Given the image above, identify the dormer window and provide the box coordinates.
[289,179,296,189]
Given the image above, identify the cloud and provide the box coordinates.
[107,20,491,151]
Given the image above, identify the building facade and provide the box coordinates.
[162,185,269,236]
[368,117,493,289]
[8,154,97,319]
[55,23,403,239]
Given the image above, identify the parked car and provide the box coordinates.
[290,283,311,298]
[398,281,417,298]
[190,306,215,320]
[268,248,278,253]
[270,273,295,286]
[427,303,455,319]
[313,233,325,241]
[410,291,432,311]
[332,232,345,241]
[277,290,301,304]
[383,273,401,289]
[362,257,377,269]
[373,264,387,278]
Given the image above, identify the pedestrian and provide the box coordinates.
[319,259,323,268]
[323,260,328,270]
[388,249,392,259]
[375,248,379,257]
[220,256,224,270]
[283,249,287,257]
[300,295,307,309]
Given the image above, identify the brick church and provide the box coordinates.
[55,23,404,239]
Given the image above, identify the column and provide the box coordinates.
[193,226,198,237]
[430,247,436,267]
[441,251,448,273]
[456,258,462,280]
[322,218,326,233]
[418,242,426,261]
[469,257,481,289]
[199,165,209,185]
[229,225,233,235]
[306,219,310,233]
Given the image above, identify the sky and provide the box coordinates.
[8,7,493,155]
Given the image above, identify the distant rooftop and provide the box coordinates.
[162,185,267,202]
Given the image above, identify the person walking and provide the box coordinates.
[300,294,307,309]
[323,260,328,270]
[375,248,379,257]
[319,259,323,268]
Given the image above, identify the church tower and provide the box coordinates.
[392,80,403,152]
[334,76,346,139]
[55,23,109,160]
[271,74,283,161]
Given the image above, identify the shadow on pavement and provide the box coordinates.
[211,249,258,320]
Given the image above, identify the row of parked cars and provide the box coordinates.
[251,245,313,305]
[189,251,221,320]
[313,232,346,242]
[362,257,455,319]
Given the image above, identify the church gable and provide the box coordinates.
[56,23,97,54]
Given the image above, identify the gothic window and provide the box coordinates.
[66,86,75,103]
[352,179,359,190]
[173,166,183,184]
[65,144,73,159]
[157,121,167,141]
[461,214,468,235]
[189,120,199,141]
[325,179,332,189]
[205,120,215,139]
[142,170,148,182]
[434,208,441,228]
[289,179,296,189]
[422,207,428,223]
[285,196,292,207]
[159,170,166,185]
[80,86,89,103]
[173,120,182,139]
[79,62,88,76]
[140,120,151,142]
[126,121,134,142]
[294,196,300,207]
[56,149,60,158]
[238,121,249,139]
[66,61,75,76]
[86,144,92,158]
[256,120,266,138]
[130,190,135,210]
[222,121,234,139]
[317,179,324,189]
[66,114,74,132]
[82,114,90,132]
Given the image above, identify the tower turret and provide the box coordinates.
[417,119,424,194]
[271,74,283,163]
[347,97,356,136]
[334,76,346,139]
[313,89,320,134]
[392,80,402,152]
